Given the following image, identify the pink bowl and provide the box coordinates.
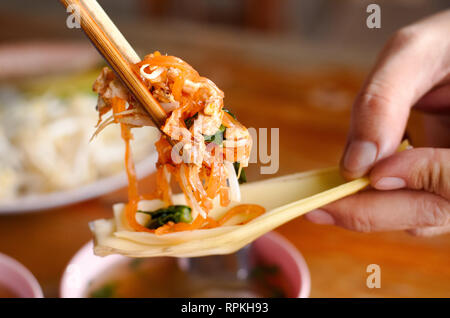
[0,253,43,298]
[60,232,310,298]
[252,232,310,298]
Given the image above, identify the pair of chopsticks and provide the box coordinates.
[60,0,167,129]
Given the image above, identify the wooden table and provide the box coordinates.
[0,42,449,298]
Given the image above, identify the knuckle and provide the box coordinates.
[417,197,449,227]
[434,150,449,198]
[389,26,419,47]
[358,81,394,116]
[428,154,443,194]
[410,149,445,195]
[348,211,374,233]
[387,25,436,53]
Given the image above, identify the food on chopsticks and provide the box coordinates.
[91,51,262,239]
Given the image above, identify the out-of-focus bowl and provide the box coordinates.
[0,253,43,298]
[252,232,310,298]
[0,153,157,214]
[60,231,310,298]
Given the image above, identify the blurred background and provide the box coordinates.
[0,0,449,298]
[2,0,450,49]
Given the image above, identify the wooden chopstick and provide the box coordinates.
[60,0,167,129]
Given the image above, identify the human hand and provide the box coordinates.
[305,10,450,236]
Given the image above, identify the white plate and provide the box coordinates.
[0,152,158,214]
[0,42,160,215]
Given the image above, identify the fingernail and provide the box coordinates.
[305,209,335,225]
[343,140,378,174]
[374,177,406,190]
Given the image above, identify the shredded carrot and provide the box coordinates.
[109,97,153,233]
[139,54,199,79]
[216,204,266,226]
[139,193,159,201]
[154,215,207,235]
[154,204,265,234]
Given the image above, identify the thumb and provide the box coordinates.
[341,10,450,179]
[370,148,450,199]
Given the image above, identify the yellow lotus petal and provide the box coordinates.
[90,167,368,257]
[91,141,411,257]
